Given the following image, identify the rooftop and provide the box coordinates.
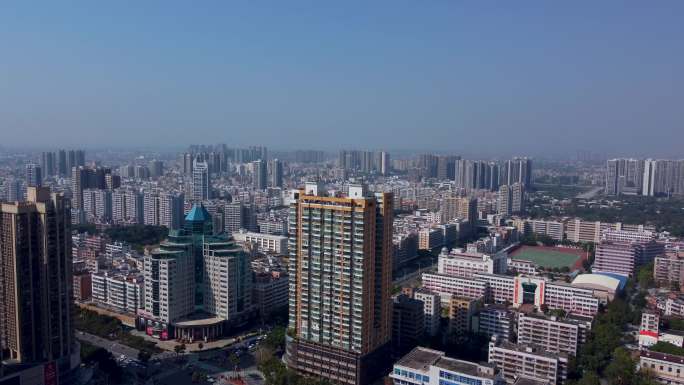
[434,357,496,379]
[185,204,211,222]
[395,347,443,371]
[513,375,552,385]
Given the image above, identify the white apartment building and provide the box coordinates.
[203,240,253,321]
[232,230,288,254]
[517,313,590,356]
[423,273,602,317]
[507,258,537,275]
[488,337,568,385]
[391,347,505,385]
[640,350,684,385]
[422,273,488,306]
[414,290,441,337]
[437,248,508,278]
[91,272,144,314]
[143,249,195,324]
[472,305,513,340]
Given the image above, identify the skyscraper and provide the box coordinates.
[0,187,73,366]
[253,160,267,190]
[224,201,257,234]
[149,160,164,178]
[437,155,459,180]
[25,163,42,187]
[57,150,67,176]
[67,150,76,173]
[191,157,211,201]
[380,151,390,176]
[503,157,533,189]
[41,151,56,178]
[285,183,393,385]
[71,166,88,210]
[497,183,525,216]
[268,159,283,188]
[606,158,645,196]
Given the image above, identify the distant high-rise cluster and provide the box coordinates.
[606,158,684,197]
[181,145,268,175]
[40,149,85,179]
[455,157,532,192]
[71,166,120,224]
[294,150,326,164]
[338,149,390,174]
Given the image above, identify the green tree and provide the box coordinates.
[649,341,684,356]
[604,348,635,385]
[264,326,286,351]
[576,371,600,385]
[637,263,655,289]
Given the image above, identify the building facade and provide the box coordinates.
[285,183,393,385]
[0,187,75,378]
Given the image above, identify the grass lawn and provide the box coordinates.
[512,246,581,268]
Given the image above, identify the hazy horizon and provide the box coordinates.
[1,2,682,157]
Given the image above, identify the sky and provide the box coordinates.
[0,1,682,158]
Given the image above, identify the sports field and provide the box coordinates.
[510,245,583,269]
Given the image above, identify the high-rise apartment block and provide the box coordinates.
[112,188,144,224]
[285,183,393,385]
[41,151,56,178]
[392,294,425,357]
[82,188,112,223]
[268,159,283,188]
[502,157,533,189]
[449,296,478,335]
[25,163,42,187]
[607,158,684,197]
[413,290,441,337]
[497,183,524,216]
[191,157,211,201]
[0,187,74,371]
[253,160,267,190]
[224,201,257,234]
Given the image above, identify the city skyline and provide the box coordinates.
[1,2,683,157]
[1,3,684,385]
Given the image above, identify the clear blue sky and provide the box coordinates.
[0,1,682,157]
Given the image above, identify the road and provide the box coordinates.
[76,331,140,359]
